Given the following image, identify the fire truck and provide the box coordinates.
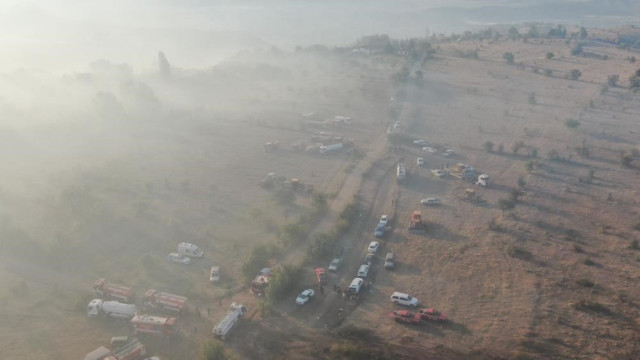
[94,278,135,302]
[143,289,187,312]
[130,315,177,337]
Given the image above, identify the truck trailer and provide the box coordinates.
[131,315,178,337]
[143,289,187,312]
[84,338,147,360]
[212,303,247,339]
[88,299,138,319]
[94,278,135,302]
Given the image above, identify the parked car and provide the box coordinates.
[167,253,191,264]
[384,252,395,269]
[390,292,419,307]
[420,198,441,206]
[379,215,388,226]
[368,241,380,254]
[364,253,375,266]
[348,278,364,294]
[374,223,386,238]
[422,147,437,153]
[357,264,370,278]
[209,266,220,282]
[296,289,315,305]
[417,157,425,166]
[413,139,430,147]
[328,258,342,272]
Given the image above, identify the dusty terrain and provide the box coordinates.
[1,25,640,360]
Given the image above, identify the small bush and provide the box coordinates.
[573,300,611,315]
[630,239,639,250]
[573,244,583,253]
[583,258,596,266]
[488,218,502,232]
[330,342,368,360]
[564,118,580,128]
[576,279,595,288]
[634,223,640,231]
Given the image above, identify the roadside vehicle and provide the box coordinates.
[357,264,370,278]
[296,289,315,305]
[328,258,342,272]
[417,308,448,322]
[374,223,386,238]
[389,310,421,324]
[390,292,419,307]
[384,252,395,269]
[166,253,191,264]
[368,241,379,254]
[379,215,388,226]
[417,157,424,166]
[420,198,441,206]
[348,278,364,294]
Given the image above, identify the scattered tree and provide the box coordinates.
[547,149,560,160]
[508,26,519,40]
[199,340,226,360]
[517,176,526,189]
[503,52,515,64]
[525,160,536,173]
[483,141,495,153]
[512,140,525,154]
[546,52,555,59]
[607,74,619,87]
[571,43,584,56]
[568,69,582,80]
[564,118,581,128]
[544,69,553,77]
[579,27,588,40]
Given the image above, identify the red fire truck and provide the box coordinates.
[130,315,177,337]
[143,289,187,312]
[94,278,135,302]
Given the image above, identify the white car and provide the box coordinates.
[368,241,380,254]
[379,215,388,226]
[421,198,441,206]
[296,289,315,305]
[413,139,430,147]
[167,253,191,264]
[329,258,342,272]
[357,264,370,278]
[390,292,420,307]
[422,147,437,153]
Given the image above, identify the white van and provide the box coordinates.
[357,264,370,278]
[177,242,204,258]
[390,292,419,307]
[348,278,364,294]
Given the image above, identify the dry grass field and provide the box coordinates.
[1,26,640,360]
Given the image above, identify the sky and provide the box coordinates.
[0,1,635,73]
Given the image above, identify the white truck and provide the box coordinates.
[88,299,138,319]
[212,302,247,339]
[177,242,204,258]
[319,143,343,154]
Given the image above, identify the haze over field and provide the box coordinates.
[1,1,640,359]
[1,0,639,72]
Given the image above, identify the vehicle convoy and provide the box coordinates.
[84,338,147,360]
[88,299,138,319]
[213,303,247,339]
[408,211,427,232]
[396,162,407,182]
[143,289,187,312]
[417,308,448,322]
[296,289,315,305]
[94,279,135,302]
[131,315,178,337]
[390,310,422,325]
[177,242,204,258]
[315,267,328,284]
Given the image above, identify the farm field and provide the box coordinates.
[1,25,640,360]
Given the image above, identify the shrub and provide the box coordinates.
[564,118,580,128]
[577,279,595,288]
[573,244,583,253]
[266,264,302,302]
[330,342,368,360]
[512,140,525,154]
[544,69,553,77]
[546,52,554,59]
[568,69,582,80]
[498,143,504,153]
[200,340,225,360]
[607,75,619,87]
[630,239,639,250]
[503,52,515,64]
[488,218,502,231]
[483,141,495,152]
[583,258,596,266]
